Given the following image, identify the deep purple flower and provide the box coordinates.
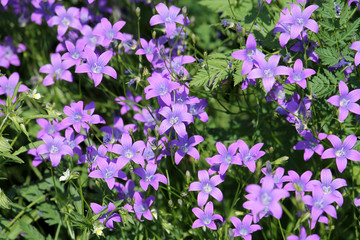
[36,118,61,139]
[206,142,241,175]
[310,169,347,207]
[0,72,28,98]
[133,163,167,191]
[78,145,108,171]
[62,39,86,67]
[279,4,318,39]
[150,3,185,36]
[290,32,319,63]
[287,227,320,240]
[115,90,142,115]
[75,49,117,86]
[327,81,360,122]
[91,202,121,228]
[47,6,82,37]
[144,72,180,105]
[171,135,203,165]
[115,180,135,212]
[192,201,223,230]
[89,158,127,189]
[158,104,193,137]
[64,127,86,156]
[231,34,265,74]
[274,8,292,47]
[247,55,289,92]
[237,140,265,173]
[243,177,289,220]
[321,134,360,173]
[283,59,315,89]
[39,53,73,86]
[230,214,262,239]
[187,98,209,122]
[283,170,313,196]
[133,192,155,221]
[60,101,93,133]
[293,131,327,161]
[135,38,158,62]
[112,134,146,167]
[37,135,73,167]
[93,18,126,47]
[189,170,223,207]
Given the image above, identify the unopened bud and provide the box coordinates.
[136,7,141,17]
[182,7,187,15]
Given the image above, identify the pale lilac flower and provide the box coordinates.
[247,55,289,92]
[158,104,193,137]
[134,108,159,134]
[237,140,265,173]
[93,18,126,47]
[39,53,73,86]
[164,55,196,76]
[47,6,82,37]
[79,7,91,25]
[274,8,292,47]
[349,41,360,66]
[150,3,185,36]
[75,49,117,86]
[243,177,289,220]
[144,72,180,105]
[62,39,86,67]
[283,170,313,196]
[293,131,327,161]
[91,202,121,229]
[0,72,28,98]
[36,118,61,139]
[120,33,137,54]
[89,158,127,189]
[28,148,49,167]
[115,90,142,115]
[287,227,320,240]
[64,127,86,156]
[171,135,203,165]
[260,166,285,189]
[37,135,73,167]
[135,38,157,62]
[112,134,146,167]
[133,192,155,221]
[231,34,265,74]
[133,163,167,191]
[60,101,92,133]
[192,201,223,230]
[310,169,347,207]
[80,25,99,50]
[355,197,360,206]
[206,142,241,175]
[230,214,262,239]
[284,59,316,89]
[78,145,108,171]
[0,37,26,69]
[189,170,223,207]
[187,99,209,122]
[327,81,360,122]
[321,134,360,173]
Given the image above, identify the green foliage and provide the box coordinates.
[309,69,339,99]
[316,47,341,66]
[19,220,45,240]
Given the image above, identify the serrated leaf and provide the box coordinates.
[338,18,360,42]
[316,47,340,66]
[19,220,45,240]
[309,70,339,98]
[37,203,61,226]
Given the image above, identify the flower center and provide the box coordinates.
[144,148,155,159]
[54,68,63,77]
[339,97,350,107]
[263,68,274,78]
[91,63,103,74]
[4,85,13,95]
[322,185,332,194]
[124,149,134,159]
[49,144,59,154]
[73,113,82,123]
[180,143,189,153]
[335,147,346,157]
[71,50,80,60]
[61,16,71,26]
[104,169,114,178]
[189,106,198,115]
[105,29,115,39]
[4,46,13,59]
[244,153,253,162]
[224,154,232,164]
[246,49,255,60]
[314,199,324,209]
[292,72,302,82]
[165,16,172,23]
[145,174,155,182]
[260,192,272,205]
[158,85,168,95]
[66,140,76,149]
[202,216,212,225]
[169,116,179,125]
[294,181,305,192]
[145,47,153,54]
[308,140,318,150]
[47,126,56,135]
[202,183,213,193]
[239,226,249,236]
[89,36,97,45]
[296,17,304,26]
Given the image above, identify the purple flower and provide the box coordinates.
[164,55,196,76]
[349,41,360,66]
[64,127,86,156]
[112,134,146,167]
[134,108,158,134]
[31,0,59,24]
[230,214,262,239]
[302,185,338,229]
[231,34,265,74]
[89,158,127,189]
[133,192,155,221]
[133,163,167,191]
[0,37,26,69]
[115,180,135,212]
[171,135,203,165]
[310,169,347,207]
[327,81,360,122]
[100,116,137,145]
[293,131,327,161]
[78,145,108,171]
[260,166,285,189]
[60,101,93,133]
[283,59,315,89]
[237,140,265,173]
[115,90,142,115]
[243,177,289,220]
[279,4,318,39]
[150,3,185,37]
[93,18,126,47]
[80,25,99,50]
[321,134,360,173]
[355,197,360,207]
[91,202,121,229]
[187,98,209,122]
[144,72,180,105]
[47,6,82,37]
[75,49,117,86]
[206,142,241,175]
[189,170,223,207]
[283,170,313,196]
[192,201,223,230]
[247,55,289,92]
[290,32,319,63]
[37,135,73,167]
[0,72,28,98]
[62,39,86,67]
[36,118,61,139]
[158,104,193,137]
[287,227,320,240]
[274,8,292,47]
[39,53,73,86]
[135,38,158,62]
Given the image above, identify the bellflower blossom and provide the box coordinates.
[134,108,159,134]
[171,135,203,165]
[64,127,86,156]
[36,118,61,138]
[62,39,86,67]
[133,192,155,221]
[0,37,26,69]
[192,201,223,230]
[30,0,59,24]
[28,148,49,167]
[274,8,292,47]
[0,72,28,98]
[293,131,327,161]
[91,202,122,229]
[290,32,319,63]
[78,145,108,171]
[112,134,146,167]
[283,170,313,196]
[165,55,196,77]
[327,81,360,122]
[237,139,266,173]
[260,166,285,189]
[189,170,223,207]
[283,59,316,89]
[133,163,167,191]
[37,135,73,167]
[93,18,126,47]
[144,72,180,105]
[158,104,193,137]
[60,101,92,133]
[231,34,265,74]
[115,90,142,115]
[100,116,137,145]
[89,158,127,189]
[310,169,347,207]
[349,41,360,66]
[39,53,73,86]
[321,134,360,173]
[287,227,320,240]
[135,38,158,62]
[47,6,82,37]
[150,3,186,37]
[206,142,242,175]
[187,98,209,122]
[80,25,99,50]
[247,55,289,92]
[230,214,262,239]
[115,179,135,212]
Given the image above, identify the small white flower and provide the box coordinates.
[59,169,71,182]
[93,224,105,236]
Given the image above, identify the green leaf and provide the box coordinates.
[12,141,43,156]
[0,152,24,164]
[19,220,45,240]
[37,203,61,226]
[309,69,339,98]
[338,18,360,42]
[316,47,340,66]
